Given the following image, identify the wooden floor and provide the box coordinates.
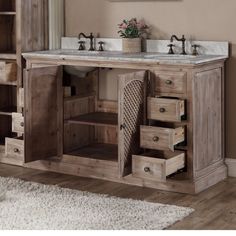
[0,163,236,230]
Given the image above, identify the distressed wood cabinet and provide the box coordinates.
[0,0,48,165]
[0,47,227,194]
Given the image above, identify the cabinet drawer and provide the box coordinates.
[147,97,185,122]
[5,137,24,160]
[132,151,185,181]
[140,126,185,152]
[12,113,24,134]
[153,71,187,95]
[0,61,17,85]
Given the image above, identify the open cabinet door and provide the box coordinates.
[24,66,63,163]
[118,71,146,177]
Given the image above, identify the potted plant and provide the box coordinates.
[118,18,149,53]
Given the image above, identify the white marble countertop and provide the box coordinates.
[22,49,228,66]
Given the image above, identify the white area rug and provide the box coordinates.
[0,177,194,230]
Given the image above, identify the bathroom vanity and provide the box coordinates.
[0,42,228,194]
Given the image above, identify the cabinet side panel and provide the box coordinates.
[193,68,223,172]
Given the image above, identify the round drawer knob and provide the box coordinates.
[20,122,24,127]
[159,108,166,113]
[144,167,151,173]
[153,136,159,142]
[165,80,172,85]
[14,148,20,153]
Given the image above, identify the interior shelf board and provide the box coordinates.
[66,112,118,128]
[66,143,118,162]
[0,53,17,60]
[0,12,16,15]
[0,106,17,116]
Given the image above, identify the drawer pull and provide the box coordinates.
[153,136,159,142]
[14,148,20,153]
[159,108,166,113]
[144,167,151,173]
[20,122,24,127]
[165,80,173,85]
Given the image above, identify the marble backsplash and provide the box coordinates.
[62,37,229,56]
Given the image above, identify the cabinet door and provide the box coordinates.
[24,66,63,163]
[118,71,146,177]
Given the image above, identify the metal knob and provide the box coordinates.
[14,148,19,153]
[144,167,151,173]
[159,108,166,113]
[165,80,172,85]
[20,122,24,127]
[153,136,159,142]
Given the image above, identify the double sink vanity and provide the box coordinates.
[0,37,229,194]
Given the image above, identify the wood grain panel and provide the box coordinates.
[24,66,63,163]
[193,68,222,172]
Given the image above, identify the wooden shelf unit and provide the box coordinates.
[0,0,48,161]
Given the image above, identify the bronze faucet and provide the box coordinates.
[78,32,95,51]
[170,35,187,55]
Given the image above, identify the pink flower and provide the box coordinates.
[119,23,128,29]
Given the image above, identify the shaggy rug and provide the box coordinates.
[0,177,194,230]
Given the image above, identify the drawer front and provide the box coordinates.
[5,138,24,159]
[132,151,185,181]
[0,61,17,84]
[12,113,24,134]
[140,126,185,151]
[147,97,185,122]
[153,71,187,95]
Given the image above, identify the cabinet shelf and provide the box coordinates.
[0,53,17,60]
[0,12,16,15]
[66,143,118,162]
[66,112,118,128]
[0,106,17,116]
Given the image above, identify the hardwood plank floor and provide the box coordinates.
[0,163,235,230]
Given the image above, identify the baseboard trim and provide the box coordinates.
[225,158,236,177]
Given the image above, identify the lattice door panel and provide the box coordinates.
[118,71,146,177]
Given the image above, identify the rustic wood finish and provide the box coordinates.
[147,97,185,122]
[132,151,185,181]
[24,66,63,163]
[140,125,185,152]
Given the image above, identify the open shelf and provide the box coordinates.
[0,12,16,15]
[66,143,118,162]
[67,112,118,128]
[0,106,17,116]
[0,53,17,60]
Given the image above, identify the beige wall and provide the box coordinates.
[65,0,236,159]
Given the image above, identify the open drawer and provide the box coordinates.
[12,113,24,134]
[147,97,185,122]
[5,137,24,161]
[0,61,17,85]
[140,125,185,152]
[132,150,185,182]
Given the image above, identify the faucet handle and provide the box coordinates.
[98,41,105,51]
[168,44,175,55]
[192,44,200,56]
[78,41,86,51]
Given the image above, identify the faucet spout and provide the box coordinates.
[170,34,187,55]
[78,32,95,51]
